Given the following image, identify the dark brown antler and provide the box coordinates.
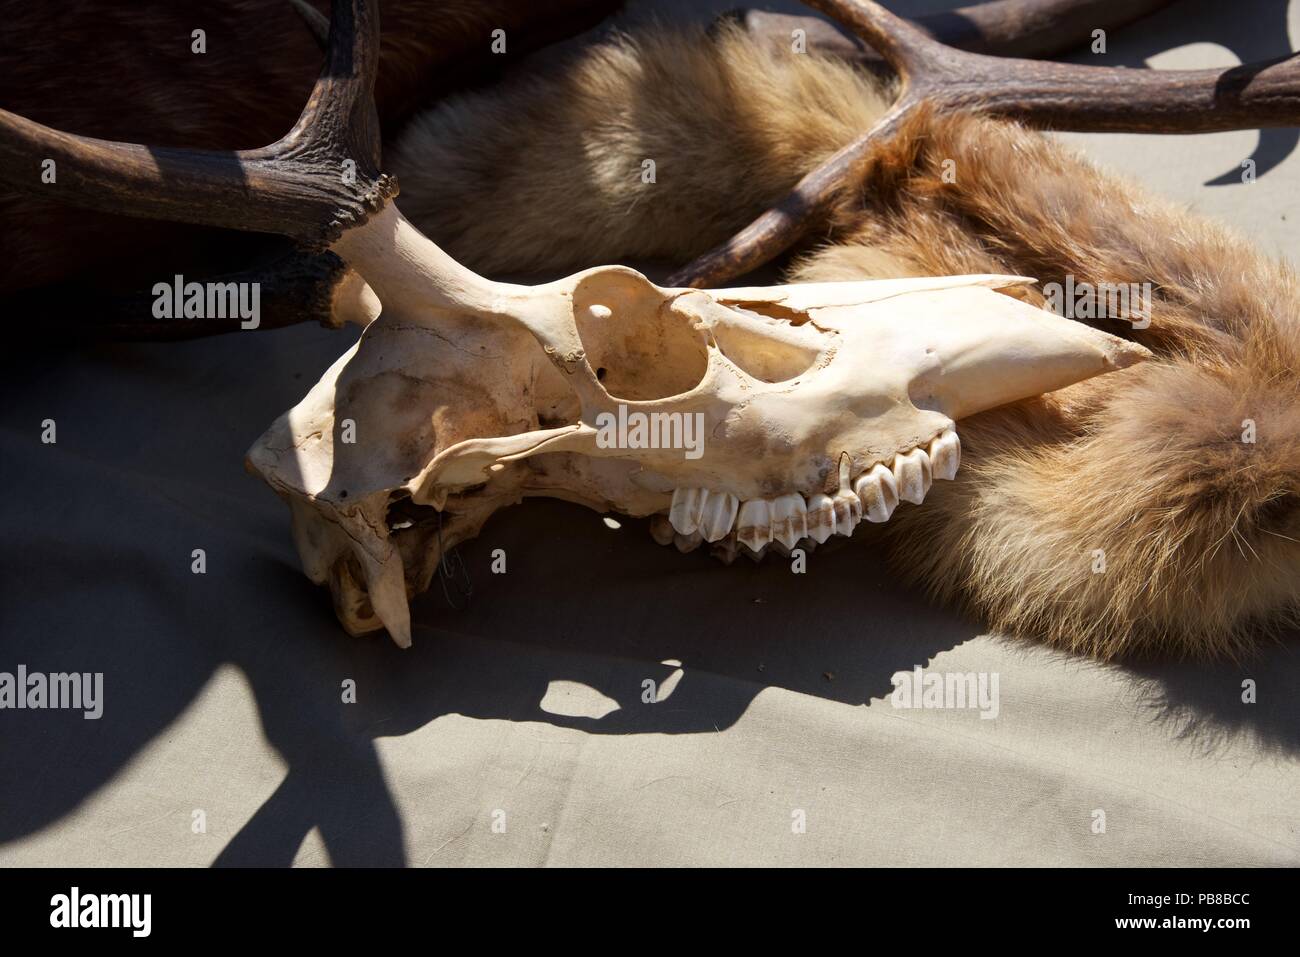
[729,0,1175,66]
[670,0,1300,288]
[0,0,392,249]
[911,0,1174,58]
[1,0,517,349]
[7,249,378,343]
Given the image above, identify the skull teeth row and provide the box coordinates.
[660,429,960,554]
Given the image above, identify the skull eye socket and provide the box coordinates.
[573,271,708,401]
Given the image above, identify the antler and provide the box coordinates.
[670,0,1300,288]
[907,0,1173,58]
[0,0,1205,336]
[729,0,1176,66]
[0,0,510,337]
[0,0,392,249]
[6,249,378,343]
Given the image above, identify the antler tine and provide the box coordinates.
[670,0,1300,287]
[0,0,393,248]
[288,0,332,48]
[804,0,931,79]
[915,0,1175,59]
[807,0,1300,130]
[730,1,1176,68]
[276,0,384,173]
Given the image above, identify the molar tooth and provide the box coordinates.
[771,493,808,550]
[928,429,961,481]
[649,514,676,546]
[669,487,708,536]
[735,499,773,553]
[674,530,704,553]
[854,463,899,523]
[700,491,740,543]
[892,448,932,505]
[806,493,836,544]
[831,490,861,536]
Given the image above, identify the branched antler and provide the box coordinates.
[670,0,1300,288]
[8,0,1298,330]
[0,0,499,340]
[0,0,392,249]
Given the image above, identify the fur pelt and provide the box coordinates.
[390,23,1300,660]
[390,22,892,275]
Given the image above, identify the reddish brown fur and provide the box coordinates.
[821,112,1300,660]
[394,25,1300,659]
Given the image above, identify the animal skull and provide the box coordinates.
[246,207,1147,647]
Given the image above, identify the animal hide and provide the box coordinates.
[389,23,1300,660]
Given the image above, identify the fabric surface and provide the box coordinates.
[1,0,1298,866]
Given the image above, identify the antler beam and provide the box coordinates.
[732,0,1174,67]
[0,0,391,248]
[912,0,1175,58]
[669,0,1300,288]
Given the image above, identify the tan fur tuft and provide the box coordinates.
[390,22,890,274]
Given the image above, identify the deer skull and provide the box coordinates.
[246,207,1147,646]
